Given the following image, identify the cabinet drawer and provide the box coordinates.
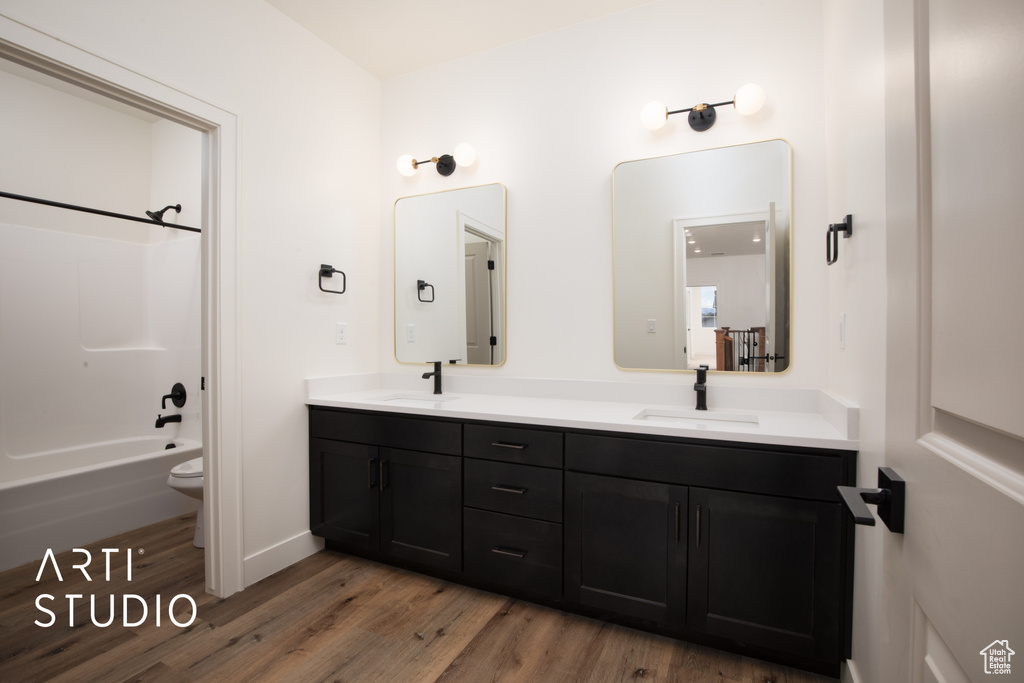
[464,424,563,467]
[310,408,461,456]
[464,458,562,522]
[464,508,562,599]
[566,433,847,502]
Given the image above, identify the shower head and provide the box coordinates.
[146,204,181,223]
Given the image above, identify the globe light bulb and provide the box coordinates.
[453,143,477,168]
[396,154,417,177]
[640,101,668,130]
[733,84,765,116]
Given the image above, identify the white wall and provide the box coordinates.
[822,1,889,682]
[380,0,829,391]
[0,0,382,584]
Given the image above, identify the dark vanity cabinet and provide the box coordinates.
[564,472,688,624]
[687,487,843,664]
[309,409,462,572]
[309,406,855,677]
[462,424,564,599]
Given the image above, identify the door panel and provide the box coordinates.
[688,488,842,662]
[882,0,1024,680]
[379,447,462,571]
[564,472,687,625]
[464,241,492,365]
[312,439,378,548]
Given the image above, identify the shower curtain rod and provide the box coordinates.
[0,190,201,233]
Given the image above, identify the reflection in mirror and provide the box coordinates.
[613,140,791,373]
[395,183,506,365]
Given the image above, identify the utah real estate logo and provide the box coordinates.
[980,640,1014,676]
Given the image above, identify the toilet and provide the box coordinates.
[167,456,204,548]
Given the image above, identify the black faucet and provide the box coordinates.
[161,383,187,409]
[422,361,442,395]
[155,414,182,428]
[694,364,709,411]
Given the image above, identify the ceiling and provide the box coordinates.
[265,0,657,80]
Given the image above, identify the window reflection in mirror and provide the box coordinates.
[613,140,791,373]
[394,183,506,365]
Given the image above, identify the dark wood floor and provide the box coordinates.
[0,514,834,682]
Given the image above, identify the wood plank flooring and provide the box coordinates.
[0,514,834,682]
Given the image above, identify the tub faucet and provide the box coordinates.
[422,361,442,395]
[162,383,187,409]
[155,414,182,428]
[694,364,709,411]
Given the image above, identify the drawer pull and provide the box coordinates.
[491,485,528,495]
[491,546,527,559]
[491,442,527,450]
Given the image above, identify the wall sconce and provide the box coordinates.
[396,143,477,177]
[641,84,765,132]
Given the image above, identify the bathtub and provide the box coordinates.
[0,438,202,572]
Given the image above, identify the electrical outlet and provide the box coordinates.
[335,322,347,345]
[839,314,846,350]
[406,324,415,342]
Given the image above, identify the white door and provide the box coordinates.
[686,286,717,370]
[882,0,1024,680]
[464,241,492,364]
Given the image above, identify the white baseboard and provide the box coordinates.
[242,529,324,587]
[843,659,864,683]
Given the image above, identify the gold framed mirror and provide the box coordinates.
[394,183,507,365]
[613,140,791,373]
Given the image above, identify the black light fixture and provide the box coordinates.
[397,143,476,177]
[641,84,765,132]
[145,203,181,222]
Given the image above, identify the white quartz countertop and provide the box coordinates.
[305,375,859,451]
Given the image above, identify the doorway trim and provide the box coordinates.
[0,15,244,597]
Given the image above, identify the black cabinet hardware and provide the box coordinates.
[491,441,526,450]
[837,467,904,533]
[491,485,528,494]
[696,503,701,547]
[491,546,527,558]
[675,503,681,544]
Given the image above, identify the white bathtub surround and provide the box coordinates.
[0,440,201,572]
[0,223,202,571]
[306,374,858,450]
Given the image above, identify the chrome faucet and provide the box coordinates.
[422,361,442,395]
[694,364,709,411]
[155,414,182,428]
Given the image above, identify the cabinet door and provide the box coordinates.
[380,447,462,572]
[688,487,842,663]
[310,438,379,548]
[565,472,687,625]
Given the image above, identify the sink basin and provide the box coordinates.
[379,394,461,409]
[632,408,759,430]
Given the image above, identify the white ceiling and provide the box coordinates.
[265,0,657,80]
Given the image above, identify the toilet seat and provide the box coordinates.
[170,456,203,478]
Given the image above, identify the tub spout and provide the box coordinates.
[155,414,182,428]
